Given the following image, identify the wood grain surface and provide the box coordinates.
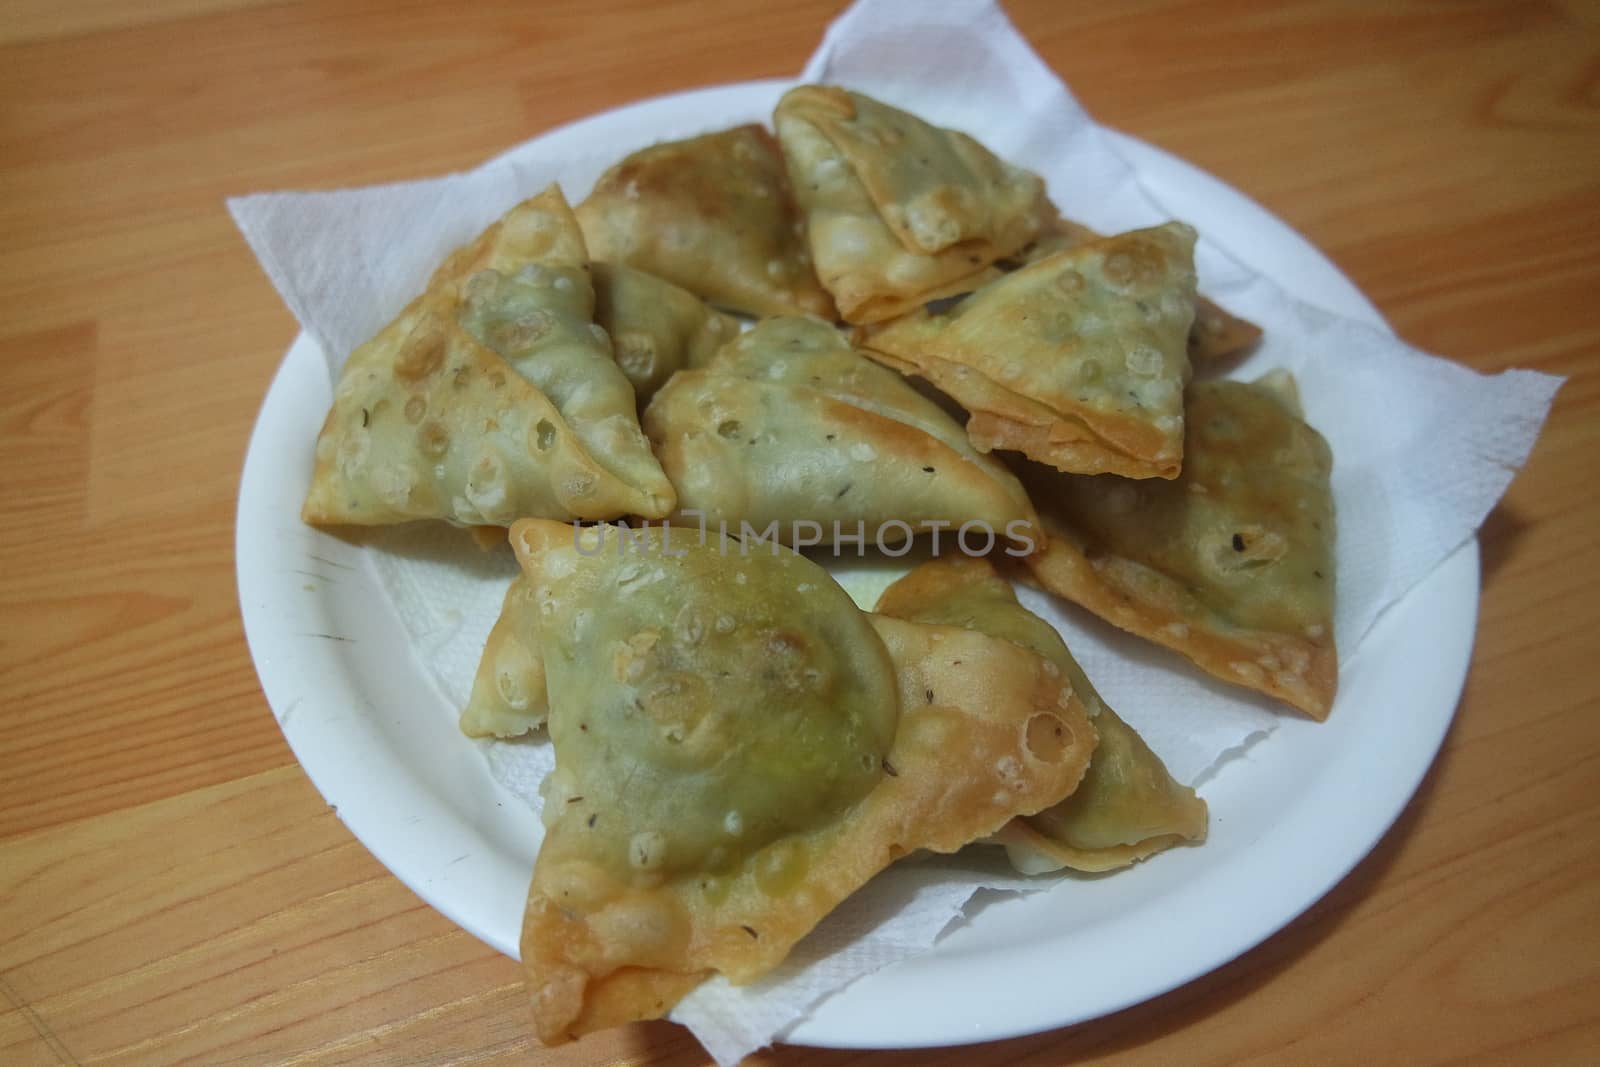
[1,0,1596,1063]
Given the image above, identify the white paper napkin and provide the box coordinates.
[229,1,1561,1062]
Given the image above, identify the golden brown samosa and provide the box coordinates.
[459,575,548,739]
[576,125,834,319]
[512,520,1094,1042]
[303,186,675,526]
[1009,214,1261,367]
[857,222,1199,480]
[774,85,1049,324]
[876,557,1206,872]
[1023,371,1337,718]
[642,316,1038,548]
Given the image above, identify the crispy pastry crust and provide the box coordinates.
[459,575,548,739]
[1010,213,1261,367]
[1188,295,1263,366]
[525,618,1097,1042]
[1023,538,1337,719]
[513,521,1094,1043]
[857,223,1199,479]
[590,262,741,404]
[989,819,1198,874]
[775,86,1047,324]
[303,186,675,526]
[1020,374,1337,718]
[643,316,1038,545]
[876,557,1205,873]
[577,124,835,319]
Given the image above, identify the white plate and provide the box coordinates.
[236,80,1477,1050]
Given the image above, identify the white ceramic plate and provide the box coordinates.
[236,81,1477,1050]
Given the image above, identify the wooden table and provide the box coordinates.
[2,1,1595,1063]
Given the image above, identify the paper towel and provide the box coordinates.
[229,0,1561,1061]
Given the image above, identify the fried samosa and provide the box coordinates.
[1010,215,1261,367]
[459,575,548,739]
[876,557,1205,872]
[857,222,1199,480]
[774,85,1049,324]
[303,186,675,526]
[512,519,1094,1042]
[642,316,1039,548]
[575,125,833,319]
[1023,371,1337,718]
[591,262,740,404]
